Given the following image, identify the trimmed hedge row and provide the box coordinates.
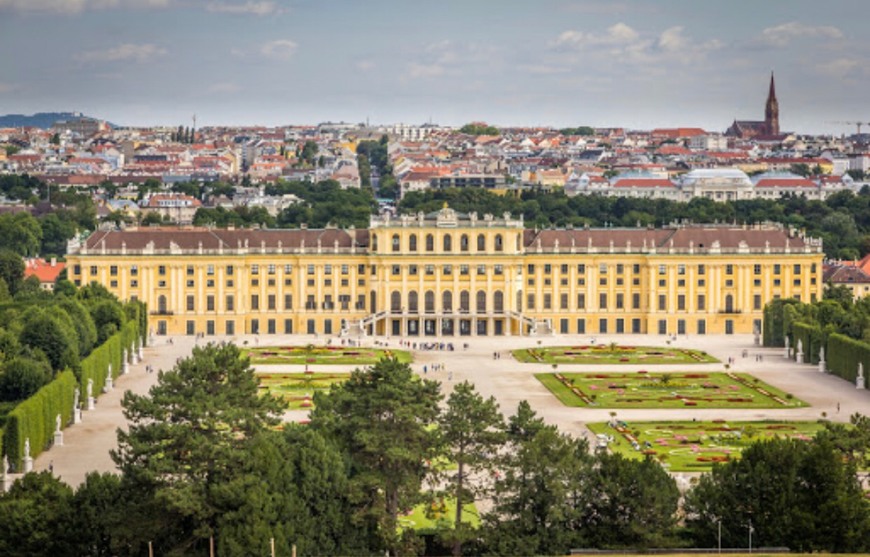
[826,333,870,388]
[3,371,76,472]
[791,321,823,365]
[2,312,142,471]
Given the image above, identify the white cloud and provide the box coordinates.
[550,22,640,50]
[356,60,376,72]
[658,26,687,52]
[76,43,167,63]
[758,22,843,48]
[816,58,864,79]
[0,83,18,93]
[0,0,168,13]
[206,1,279,16]
[260,39,297,60]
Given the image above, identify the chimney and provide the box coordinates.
[50,257,56,267]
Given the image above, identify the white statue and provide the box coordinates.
[2,455,7,476]
[87,379,93,399]
[74,387,80,409]
[24,438,30,459]
[55,414,61,433]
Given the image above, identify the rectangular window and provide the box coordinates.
[599,263,607,274]
[561,264,569,274]
[284,294,293,310]
[460,265,469,275]
[226,265,234,276]
[658,264,666,275]
[158,265,166,276]
[599,293,607,309]
[324,265,333,275]
[577,318,586,334]
[186,295,194,311]
[560,293,568,310]
[251,294,259,311]
[616,293,624,309]
[616,264,624,274]
[443,265,452,275]
[726,264,734,275]
[632,264,640,274]
[698,264,705,275]
[110,265,118,276]
[658,319,667,335]
[543,293,552,310]
[677,264,686,275]
[285,264,293,274]
[754,264,762,275]
[527,264,535,274]
[130,265,137,276]
[392,265,401,276]
[677,294,686,311]
[697,319,706,335]
[632,293,640,310]
[577,264,586,274]
[226,320,235,335]
[268,294,276,311]
[698,294,706,311]
[409,265,418,276]
[268,264,276,275]
[425,265,435,275]
[658,294,667,311]
[754,294,762,310]
[187,265,194,276]
[477,265,486,275]
[251,264,259,275]
[774,264,781,274]
[341,264,348,275]
[599,318,608,333]
[308,264,315,275]
[206,295,214,311]
[226,295,234,311]
[186,280,194,288]
[544,264,552,274]
[526,293,535,310]
[577,293,586,309]
[207,265,215,276]
[284,319,293,334]
[494,265,503,275]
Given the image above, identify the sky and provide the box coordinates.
[0,0,867,134]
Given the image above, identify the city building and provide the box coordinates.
[67,207,824,338]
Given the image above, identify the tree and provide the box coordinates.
[39,213,76,257]
[112,343,283,554]
[582,453,680,548]
[310,357,442,555]
[0,212,42,257]
[0,250,24,294]
[484,402,590,556]
[0,356,51,401]
[0,472,76,556]
[18,307,79,372]
[69,472,124,557]
[459,123,499,136]
[685,438,870,552]
[438,381,504,556]
[300,140,318,166]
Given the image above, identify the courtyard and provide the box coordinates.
[256,372,349,409]
[242,344,412,365]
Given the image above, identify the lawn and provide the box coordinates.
[513,344,718,364]
[587,420,827,472]
[257,372,348,410]
[243,345,412,365]
[400,498,480,534]
[536,371,806,408]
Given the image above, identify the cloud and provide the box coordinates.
[206,1,279,16]
[403,40,501,81]
[408,63,445,79]
[76,43,167,63]
[356,60,376,72]
[0,0,169,13]
[816,58,864,79]
[757,22,843,48]
[260,39,297,59]
[0,83,19,94]
[550,22,640,50]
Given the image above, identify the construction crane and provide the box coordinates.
[830,121,870,134]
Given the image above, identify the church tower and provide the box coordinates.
[764,71,779,136]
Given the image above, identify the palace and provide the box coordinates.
[66,207,824,338]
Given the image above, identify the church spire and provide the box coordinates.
[765,71,779,136]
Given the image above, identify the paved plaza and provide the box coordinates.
[29,333,870,488]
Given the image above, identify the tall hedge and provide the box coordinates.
[763,299,801,347]
[826,333,870,388]
[79,319,139,398]
[791,321,823,364]
[3,370,76,471]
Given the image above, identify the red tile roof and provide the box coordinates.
[23,258,65,284]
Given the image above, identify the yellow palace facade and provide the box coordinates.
[66,207,824,338]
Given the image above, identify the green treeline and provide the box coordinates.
[1,351,867,556]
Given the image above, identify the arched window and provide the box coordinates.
[459,290,470,312]
[725,294,734,313]
[426,234,434,252]
[495,234,503,252]
[425,291,435,313]
[408,290,419,313]
[443,234,452,252]
[476,290,487,313]
[443,291,453,312]
[391,291,402,312]
[158,295,167,314]
[477,234,486,252]
[392,234,400,252]
[460,234,469,252]
[370,290,377,314]
[371,234,378,252]
[494,290,504,312]
[409,234,418,252]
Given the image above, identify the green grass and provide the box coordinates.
[243,345,413,365]
[587,420,827,472]
[536,371,806,409]
[514,344,718,364]
[400,498,480,534]
[257,372,349,410]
